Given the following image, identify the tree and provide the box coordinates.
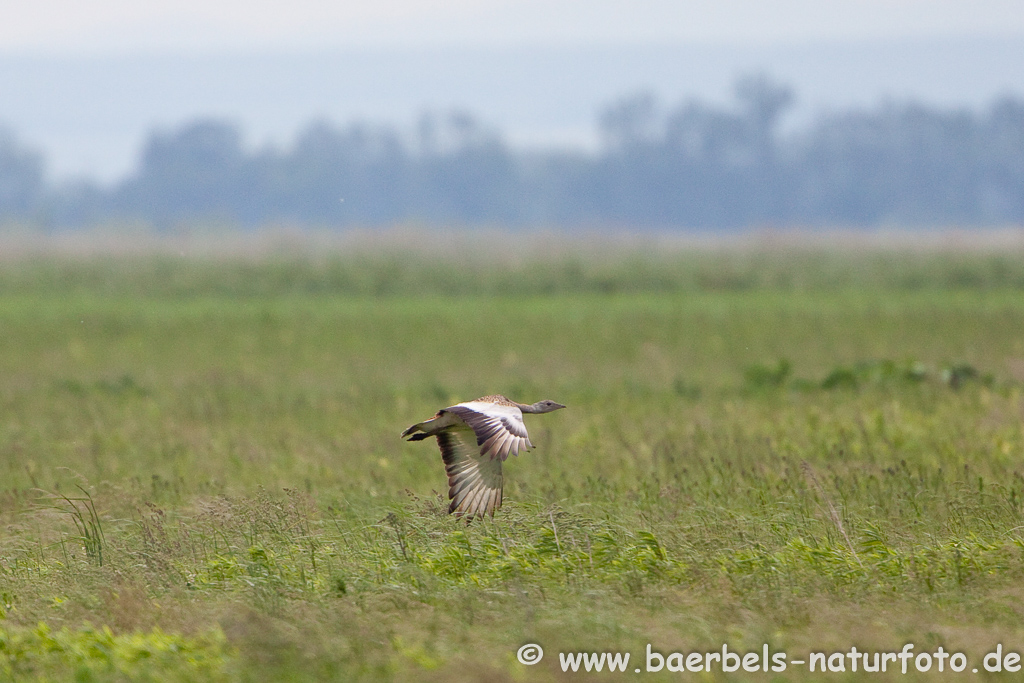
[116,120,247,226]
[0,127,45,220]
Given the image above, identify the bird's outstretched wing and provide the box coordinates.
[445,403,533,461]
[438,430,503,519]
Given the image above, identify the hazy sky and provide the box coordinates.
[3,0,1024,53]
[3,1,1024,182]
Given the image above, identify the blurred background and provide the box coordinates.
[1,0,1023,232]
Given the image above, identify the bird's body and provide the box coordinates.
[402,395,565,520]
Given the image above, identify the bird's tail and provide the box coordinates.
[401,420,433,440]
[402,411,452,440]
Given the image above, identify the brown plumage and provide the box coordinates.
[473,394,520,407]
[401,396,566,520]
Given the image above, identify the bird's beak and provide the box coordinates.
[552,402,566,410]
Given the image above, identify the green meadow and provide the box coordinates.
[2,240,1024,680]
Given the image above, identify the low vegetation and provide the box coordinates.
[2,240,1024,680]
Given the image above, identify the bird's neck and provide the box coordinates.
[517,402,540,414]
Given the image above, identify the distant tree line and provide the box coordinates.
[2,75,1024,229]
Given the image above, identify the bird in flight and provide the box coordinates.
[402,395,566,520]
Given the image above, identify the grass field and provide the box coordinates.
[2,235,1024,680]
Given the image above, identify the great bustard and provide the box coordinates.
[401,395,566,520]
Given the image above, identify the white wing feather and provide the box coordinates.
[438,430,503,519]
[444,402,532,461]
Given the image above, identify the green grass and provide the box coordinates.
[2,246,1024,680]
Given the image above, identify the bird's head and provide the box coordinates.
[529,399,566,414]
